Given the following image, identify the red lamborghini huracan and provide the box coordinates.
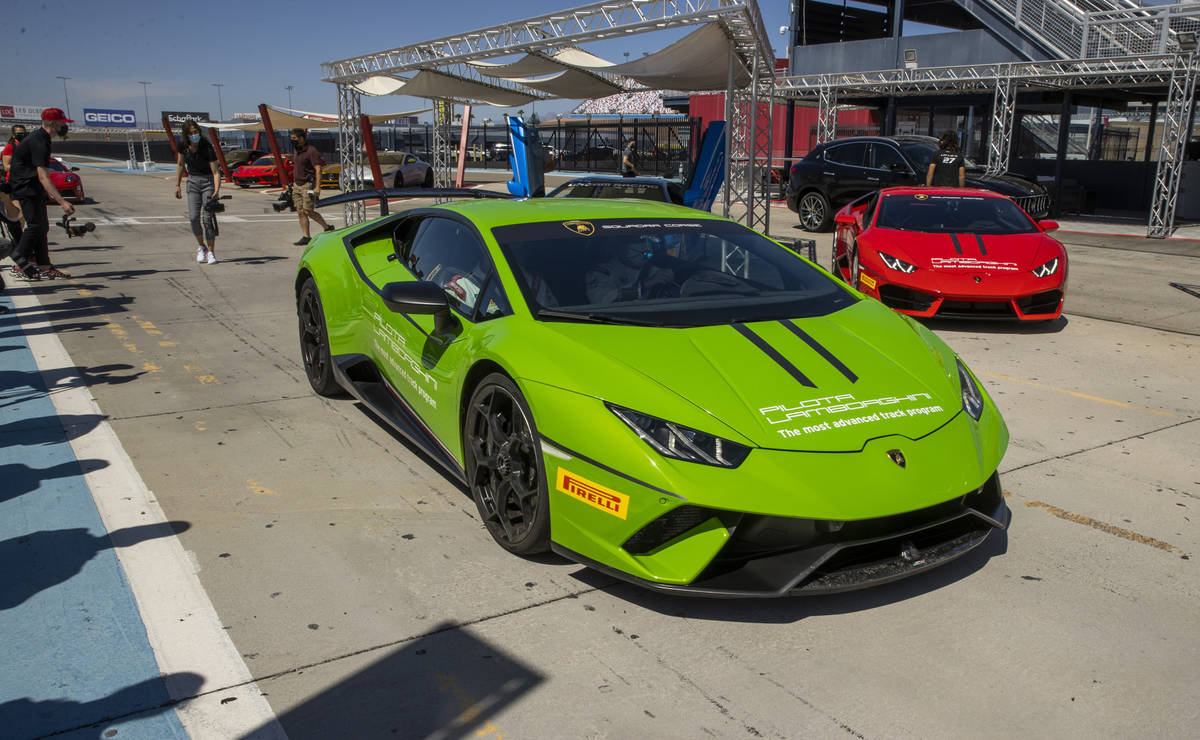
[832,187,1067,321]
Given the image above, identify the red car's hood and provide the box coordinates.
[233,165,280,174]
[870,229,1061,274]
[49,171,77,185]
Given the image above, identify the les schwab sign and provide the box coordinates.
[83,108,138,128]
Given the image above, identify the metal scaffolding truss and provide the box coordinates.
[322,0,772,84]
[321,0,775,230]
[779,54,1194,237]
[986,73,1016,176]
[431,100,454,194]
[1148,52,1199,239]
[336,84,365,225]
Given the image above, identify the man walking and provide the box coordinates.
[620,137,639,178]
[8,109,75,281]
[289,129,333,246]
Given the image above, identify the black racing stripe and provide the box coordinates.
[780,321,858,383]
[732,323,816,388]
[974,234,987,255]
[540,435,684,499]
[950,233,963,254]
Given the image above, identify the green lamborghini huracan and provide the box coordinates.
[296,192,1009,597]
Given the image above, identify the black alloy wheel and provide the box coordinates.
[798,191,832,232]
[463,373,550,554]
[297,278,343,397]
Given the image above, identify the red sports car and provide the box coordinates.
[832,187,1067,321]
[232,155,292,187]
[48,157,85,202]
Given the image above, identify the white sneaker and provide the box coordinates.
[196,247,206,263]
[206,252,218,264]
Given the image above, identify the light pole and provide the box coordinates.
[212,83,224,122]
[56,76,71,119]
[137,81,151,128]
[285,85,294,109]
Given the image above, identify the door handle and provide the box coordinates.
[823,171,835,176]
[867,177,881,182]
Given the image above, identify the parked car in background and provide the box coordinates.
[47,157,85,202]
[222,149,266,173]
[233,155,292,188]
[786,135,1050,232]
[831,186,1067,321]
[326,152,432,189]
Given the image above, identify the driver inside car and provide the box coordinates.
[585,239,677,304]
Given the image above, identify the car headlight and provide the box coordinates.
[607,403,750,468]
[878,251,918,274]
[957,359,984,421]
[1031,257,1059,277]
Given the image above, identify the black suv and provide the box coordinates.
[785,135,1049,231]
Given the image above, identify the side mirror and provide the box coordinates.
[834,212,857,226]
[380,281,459,334]
[888,162,908,173]
[70,167,80,172]
[1038,219,1059,232]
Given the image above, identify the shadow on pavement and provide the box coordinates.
[0,458,111,504]
[0,672,202,739]
[354,402,471,497]
[52,243,123,252]
[0,320,110,338]
[0,364,143,409]
[256,622,544,740]
[75,269,190,281]
[0,521,192,610]
[567,529,1009,623]
[0,294,135,324]
[220,255,289,265]
[0,413,105,445]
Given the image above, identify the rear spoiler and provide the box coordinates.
[315,187,517,216]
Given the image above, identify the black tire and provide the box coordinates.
[463,373,550,555]
[797,191,832,232]
[297,278,343,397]
[393,172,403,188]
[422,169,433,188]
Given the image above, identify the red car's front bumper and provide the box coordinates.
[855,266,1065,321]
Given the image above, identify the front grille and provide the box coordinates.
[1016,290,1062,315]
[937,300,1016,318]
[1013,194,1050,218]
[878,284,936,312]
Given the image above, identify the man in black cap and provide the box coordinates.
[8,108,75,280]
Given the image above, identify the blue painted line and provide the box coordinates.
[0,292,190,740]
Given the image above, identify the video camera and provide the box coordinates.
[205,194,230,213]
[58,214,95,238]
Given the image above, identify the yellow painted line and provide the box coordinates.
[158,340,176,347]
[981,372,1177,418]
[1025,500,1189,557]
[142,361,162,373]
[182,364,220,385]
[247,478,276,496]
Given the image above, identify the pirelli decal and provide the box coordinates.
[859,272,877,290]
[556,468,629,519]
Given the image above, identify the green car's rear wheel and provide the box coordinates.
[464,373,550,555]
[298,278,342,397]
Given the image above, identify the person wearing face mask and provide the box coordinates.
[288,129,333,246]
[173,119,221,264]
[2,124,28,179]
[7,109,75,281]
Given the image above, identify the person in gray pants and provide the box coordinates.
[173,120,221,264]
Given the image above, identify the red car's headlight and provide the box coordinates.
[878,251,918,274]
[1031,257,1060,277]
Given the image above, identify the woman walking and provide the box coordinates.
[174,120,221,264]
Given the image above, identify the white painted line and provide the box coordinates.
[11,290,288,740]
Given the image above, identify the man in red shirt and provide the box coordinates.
[2,124,28,179]
[289,129,333,246]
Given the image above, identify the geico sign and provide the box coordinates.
[84,111,136,125]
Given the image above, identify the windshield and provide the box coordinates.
[47,160,68,172]
[898,140,977,169]
[250,157,275,166]
[876,194,1038,234]
[551,182,668,203]
[493,218,857,327]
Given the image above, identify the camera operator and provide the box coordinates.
[289,129,333,246]
[7,109,74,281]
[174,120,221,264]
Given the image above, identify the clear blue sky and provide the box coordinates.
[1,0,793,125]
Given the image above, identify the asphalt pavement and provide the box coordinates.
[0,162,1197,739]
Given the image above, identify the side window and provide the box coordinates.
[475,275,512,322]
[405,217,493,316]
[825,143,867,167]
[869,144,908,171]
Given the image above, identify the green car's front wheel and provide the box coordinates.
[298,278,342,397]
[464,373,550,555]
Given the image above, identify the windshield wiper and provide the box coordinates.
[534,309,656,326]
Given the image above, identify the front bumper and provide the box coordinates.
[858,268,1064,321]
[555,472,1007,597]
